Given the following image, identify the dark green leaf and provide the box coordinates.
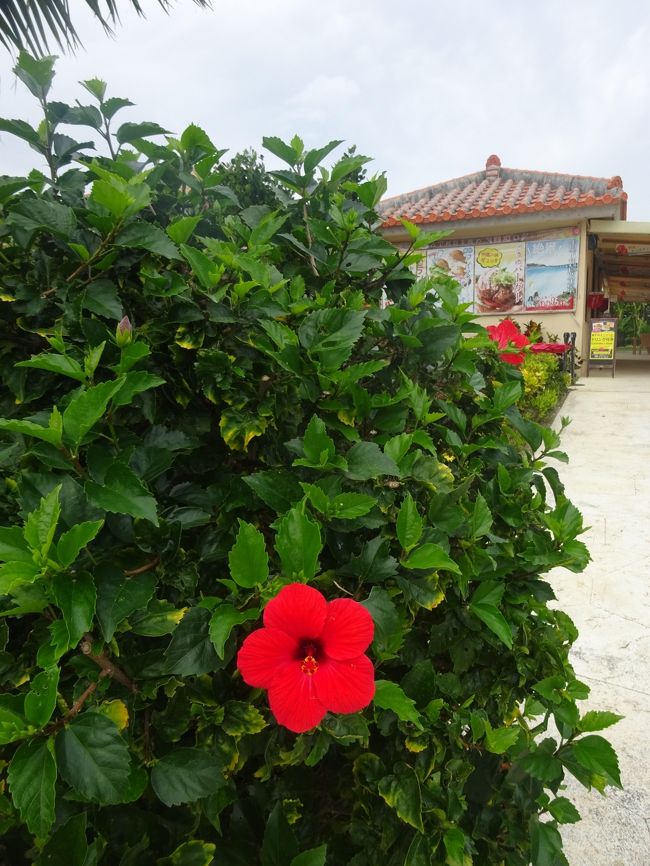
[362,587,403,659]
[116,121,170,144]
[115,222,180,259]
[262,136,298,166]
[547,797,581,824]
[443,827,470,866]
[209,604,260,659]
[374,680,422,728]
[404,833,432,866]
[24,666,59,726]
[157,841,217,866]
[0,417,62,446]
[39,813,88,866]
[0,117,42,148]
[167,216,201,245]
[377,763,424,832]
[164,606,218,675]
[274,507,322,580]
[151,748,223,807]
[469,600,512,649]
[95,563,157,642]
[112,371,166,407]
[345,441,400,481]
[402,543,459,574]
[0,526,32,563]
[469,493,492,538]
[484,723,520,754]
[16,352,86,382]
[86,463,159,526]
[261,801,298,866]
[101,97,134,119]
[530,820,564,866]
[578,710,623,733]
[14,51,56,99]
[7,737,57,837]
[228,520,269,587]
[56,519,104,567]
[56,713,132,804]
[243,470,303,513]
[24,484,61,560]
[396,493,423,552]
[328,492,376,519]
[290,846,327,866]
[83,279,123,319]
[52,570,96,651]
[571,734,622,788]
[62,379,125,450]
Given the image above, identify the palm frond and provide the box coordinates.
[0,0,212,56]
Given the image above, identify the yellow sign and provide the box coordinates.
[476,247,502,268]
[589,321,616,360]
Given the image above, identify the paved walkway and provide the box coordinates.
[548,360,650,866]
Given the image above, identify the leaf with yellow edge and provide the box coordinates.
[220,409,268,452]
[97,700,129,731]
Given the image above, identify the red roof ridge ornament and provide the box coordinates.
[485,154,501,179]
[607,175,623,189]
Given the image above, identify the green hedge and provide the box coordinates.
[0,53,620,866]
[519,354,570,423]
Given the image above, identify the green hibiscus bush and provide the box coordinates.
[0,53,621,866]
[519,354,570,424]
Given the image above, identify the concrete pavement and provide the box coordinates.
[547,360,650,866]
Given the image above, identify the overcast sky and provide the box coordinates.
[1,0,649,218]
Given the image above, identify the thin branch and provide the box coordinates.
[123,556,160,576]
[45,674,105,733]
[81,634,137,693]
[302,202,319,277]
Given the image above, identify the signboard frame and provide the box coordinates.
[420,226,580,314]
[587,317,618,377]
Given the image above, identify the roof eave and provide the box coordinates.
[381,202,624,243]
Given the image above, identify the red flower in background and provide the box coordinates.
[487,319,530,365]
[237,583,375,733]
[529,342,571,355]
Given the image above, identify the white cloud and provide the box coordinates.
[0,0,649,216]
[288,75,361,123]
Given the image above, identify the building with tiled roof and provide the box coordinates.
[380,155,626,228]
[380,155,642,373]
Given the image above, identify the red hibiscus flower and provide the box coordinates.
[237,583,375,733]
[487,319,530,365]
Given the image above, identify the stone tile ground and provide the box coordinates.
[548,361,650,865]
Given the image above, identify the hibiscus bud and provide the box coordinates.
[116,316,133,347]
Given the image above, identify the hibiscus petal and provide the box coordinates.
[263,583,327,640]
[237,627,296,688]
[320,598,374,660]
[314,654,375,714]
[267,663,327,733]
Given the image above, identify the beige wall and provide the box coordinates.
[470,222,589,372]
[383,214,604,377]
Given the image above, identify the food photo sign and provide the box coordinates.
[423,227,579,314]
[587,317,618,377]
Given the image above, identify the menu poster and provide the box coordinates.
[474,242,525,314]
[589,318,617,361]
[524,236,578,311]
[426,245,474,308]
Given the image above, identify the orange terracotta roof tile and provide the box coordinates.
[380,155,626,227]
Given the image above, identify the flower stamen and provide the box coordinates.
[301,655,319,676]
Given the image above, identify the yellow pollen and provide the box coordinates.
[301,655,319,675]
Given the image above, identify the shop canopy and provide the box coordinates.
[590,220,650,304]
